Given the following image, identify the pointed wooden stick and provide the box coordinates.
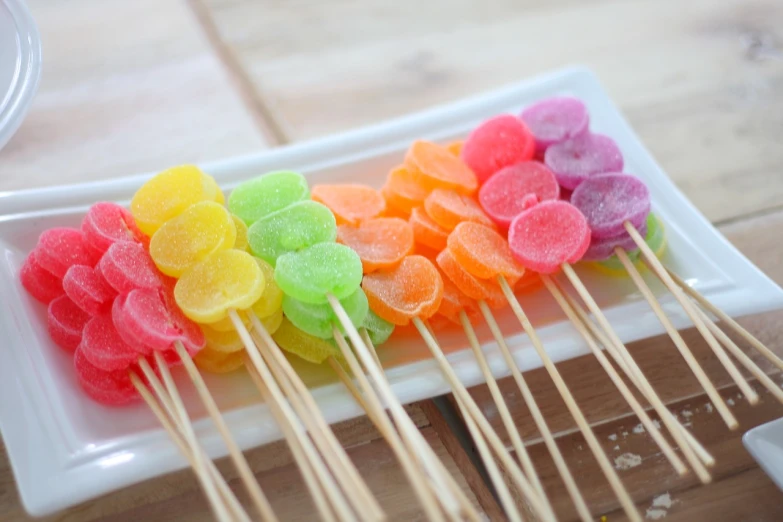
[614,248,737,429]
[458,311,543,522]
[625,223,759,404]
[541,276,688,476]
[667,268,783,372]
[556,276,715,472]
[497,277,642,522]
[477,301,593,522]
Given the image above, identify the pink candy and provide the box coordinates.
[544,133,624,190]
[20,251,64,304]
[582,220,648,261]
[478,161,560,229]
[74,347,139,406]
[519,97,589,155]
[99,241,162,294]
[35,228,101,279]
[47,295,91,352]
[80,313,140,371]
[82,202,146,255]
[461,115,536,183]
[571,173,650,238]
[63,265,117,315]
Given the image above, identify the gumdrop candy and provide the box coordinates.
[202,172,226,206]
[405,141,478,195]
[544,133,623,190]
[20,251,64,304]
[80,313,141,371]
[312,184,386,226]
[447,222,525,285]
[275,243,363,304]
[478,161,560,229]
[582,219,648,262]
[250,258,284,318]
[382,166,430,216]
[74,347,139,406]
[228,171,310,226]
[232,215,249,252]
[82,202,145,255]
[282,287,368,339]
[570,173,650,239]
[36,228,101,278]
[63,265,117,315]
[362,310,395,346]
[424,189,495,231]
[201,324,245,353]
[258,307,284,336]
[437,274,481,325]
[446,141,463,156]
[461,115,535,183]
[47,295,90,352]
[194,348,245,374]
[646,213,666,258]
[519,97,590,155]
[272,318,342,364]
[409,207,449,251]
[435,249,506,309]
[99,241,163,294]
[337,218,414,273]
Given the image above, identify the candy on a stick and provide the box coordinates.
[193,348,244,374]
[232,215,249,252]
[337,218,414,273]
[63,265,117,315]
[446,141,463,156]
[250,258,284,318]
[571,173,650,239]
[447,222,525,285]
[99,241,162,294]
[202,324,246,353]
[74,347,139,406]
[461,115,535,183]
[21,251,64,304]
[437,275,481,325]
[381,166,430,216]
[282,288,368,339]
[201,172,226,206]
[82,202,146,255]
[435,249,507,309]
[423,188,496,231]
[519,97,590,155]
[48,295,90,352]
[593,213,663,274]
[36,228,101,278]
[312,184,386,226]
[408,207,449,251]
[478,162,560,229]
[272,318,342,364]
[544,133,623,190]
[228,171,309,226]
[405,140,478,195]
[362,310,395,346]
[582,220,647,262]
[247,201,337,266]
[80,313,141,371]
[275,242,363,304]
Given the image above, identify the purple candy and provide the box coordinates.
[571,173,651,239]
[582,219,648,261]
[519,97,589,155]
[544,133,624,190]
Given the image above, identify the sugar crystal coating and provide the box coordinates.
[437,274,481,325]
[435,249,506,309]
[544,133,624,190]
[282,287,368,339]
[519,97,590,154]
[275,243,363,304]
[81,202,145,255]
[74,348,139,406]
[80,313,140,371]
[194,348,244,374]
[382,166,431,216]
[201,172,226,206]
[99,241,163,294]
[232,215,249,252]
[201,324,245,354]
[63,265,117,315]
[424,188,495,231]
[405,140,478,195]
[337,217,414,273]
[228,171,309,226]
[48,295,91,352]
[478,161,560,229]
[272,318,342,364]
[251,258,284,318]
[409,207,449,251]
[447,222,525,284]
[461,115,535,183]
[582,219,648,262]
[36,228,101,279]
[312,184,386,226]
[570,173,651,238]
[20,251,65,304]
[362,310,395,346]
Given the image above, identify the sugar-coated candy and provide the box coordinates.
[272,318,341,364]
[437,274,481,325]
[247,201,337,266]
[446,141,463,157]
[202,172,226,206]
[362,310,395,346]
[99,241,162,294]
[424,188,495,231]
[282,288,368,339]
[175,249,265,323]
[515,270,543,293]
[436,249,506,309]
[113,290,176,354]
[20,251,64,304]
[228,171,309,226]
[206,310,250,333]
[232,215,249,252]
[194,348,245,374]
[337,218,414,273]
[544,133,623,190]
[571,173,650,239]
[202,325,245,353]
[63,265,117,315]
[74,348,139,406]
[478,162,560,229]
[251,258,284,318]
[312,184,386,226]
[447,222,525,285]
[519,97,590,154]
[259,307,284,335]
[36,228,101,278]
[80,313,140,371]
[47,295,90,352]
[582,219,648,262]
[362,255,443,325]
[461,115,535,183]
[508,201,591,274]
[150,201,237,277]
[275,243,363,304]
[646,213,666,258]
[405,141,478,195]
[382,166,430,216]
[130,165,215,236]
[82,202,145,255]
[409,207,449,251]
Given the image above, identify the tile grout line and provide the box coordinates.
[185,0,292,146]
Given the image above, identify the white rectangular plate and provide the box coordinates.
[2,66,783,516]
[744,420,783,491]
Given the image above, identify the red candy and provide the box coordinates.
[82,202,146,255]
[74,347,139,406]
[80,314,140,371]
[63,265,117,315]
[35,228,101,279]
[47,295,91,352]
[20,251,64,304]
[508,201,591,274]
[478,162,560,229]
[461,115,535,183]
[99,241,162,294]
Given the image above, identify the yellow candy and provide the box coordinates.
[272,318,341,364]
[232,215,249,252]
[194,347,244,374]
[251,258,284,318]
[259,307,283,335]
[150,201,236,277]
[206,310,250,332]
[131,165,215,236]
[175,250,265,323]
[201,324,245,353]
[202,173,225,206]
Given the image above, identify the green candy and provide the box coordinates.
[228,171,309,226]
[594,213,664,273]
[275,243,364,304]
[272,318,341,364]
[282,288,368,339]
[362,310,395,346]
[247,201,337,266]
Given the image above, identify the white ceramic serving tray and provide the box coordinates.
[2,67,783,516]
[744,419,783,492]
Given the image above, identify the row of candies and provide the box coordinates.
[20,96,664,406]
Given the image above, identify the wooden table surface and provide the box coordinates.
[2,0,783,520]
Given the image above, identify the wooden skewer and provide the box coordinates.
[457,311,540,522]
[497,277,642,522]
[614,248,738,429]
[130,373,251,522]
[541,277,688,476]
[556,277,716,471]
[625,223,759,404]
[667,268,783,372]
[246,314,385,522]
[478,300,594,522]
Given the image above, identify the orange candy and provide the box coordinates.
[438,274,481,325]
[409,207,449,251]
[337,218,414,273]
[382,166,430,216]
[362,255,443,325]
[436,249,506,309]
[446,141,463,156]
[312,184,386,226]
[515,269,543,293]
[405,141,478,196]
[448,222,525,286]
[424,188,496,231]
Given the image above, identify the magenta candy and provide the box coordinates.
[508,200,591,274]
[519,97,589,154]
[479,161,560,229]
[544,133,624,190]
[74,347,139,406]
[461,115,536,183]
[63,265,117,315]
[99,241,162,294]
[82,202,146,255]
[47,295,91,352]
[35,228,101,279]
[571,173,651,239]
[20,251,65,304]
[582,219,648,261]
[80,314,140,371]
